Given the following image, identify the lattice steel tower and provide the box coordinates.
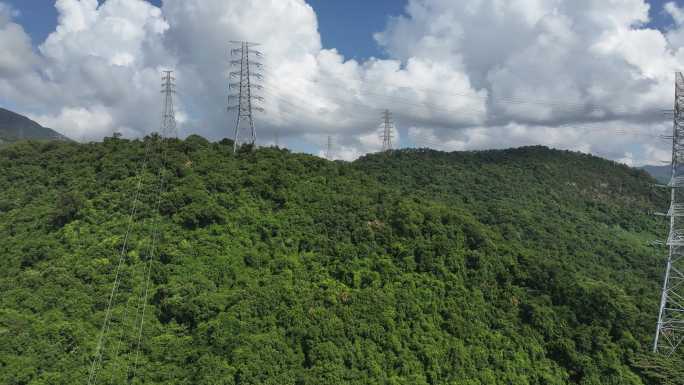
[381,109,394,152]
[161,70,177,138]
[326,135,333,160]
[228,41,264,152]
[654,71,684,355]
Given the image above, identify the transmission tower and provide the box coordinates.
[228,41,264,152]
[326,135,333,160]
[381,109,394,152]
[160,70,177,139]
[654,71,684,356]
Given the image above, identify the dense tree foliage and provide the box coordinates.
[0,136,681,384]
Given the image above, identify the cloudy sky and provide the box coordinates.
[0,0,683,164]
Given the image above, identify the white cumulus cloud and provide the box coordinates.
[0,0,682,165]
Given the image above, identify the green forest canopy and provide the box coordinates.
[0,135,682,384]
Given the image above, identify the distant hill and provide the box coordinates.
[0,107,70,143]
[642,165,670,184]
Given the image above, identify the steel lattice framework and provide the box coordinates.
[326,135,333,160]
[381,109,394,152]
[654,71,684,355]
[228,41,264,152]
[161,70,177,139]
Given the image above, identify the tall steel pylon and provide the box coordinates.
[654,71,684,356]
[161,70,177,139]
[326,135,333,160]
[381,109,394,152]
[228,41,264,152]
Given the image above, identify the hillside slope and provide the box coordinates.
[0,137,681,384]
[0,107,70,143]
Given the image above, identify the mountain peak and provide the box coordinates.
[0,107,70,143]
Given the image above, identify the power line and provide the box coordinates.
[244,65,670,157]
[127,71,177,382]
[106,295,134,385]
[263,75,490,123]
[265,82,666,155]
[259,86,379,128]
[259,65,667,118]
[87,141,153,385]
[129,140,170,382]
[262,74,668,141]
[228,41,264,152]
[87,70,177,384]
[264,85,666,158]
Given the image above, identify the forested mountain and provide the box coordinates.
[1,136,682,384]
[0,107,70,143]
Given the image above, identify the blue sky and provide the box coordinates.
[4,0,680,59]
[5,0,407,60]
[650,0,682,26]
[305,0,407,60]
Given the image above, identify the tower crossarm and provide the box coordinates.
[668,203,684,217]
[668,230,684,247]
[669,176,684,187]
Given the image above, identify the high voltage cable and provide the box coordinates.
[265,77,669,145]
[228,89,360,150]
[236,62,669,157]
[127,71,177,382]
[87,138,154,385]
[264,84,665,145]
[407,125,669,152]
[106,295,133,385]
[262,75,667,138]
[263,74,490,116]
[262,77,491,122]
[260,85,374,118]
[87,71,177,384]
[264,76,489,117]
[130,135,170,382]
[260,65,666,117]
[262,65,666,117]
[87,139,165,385]
[242,60,667,155]
[259,87,378,127]
[260,84,483,138]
